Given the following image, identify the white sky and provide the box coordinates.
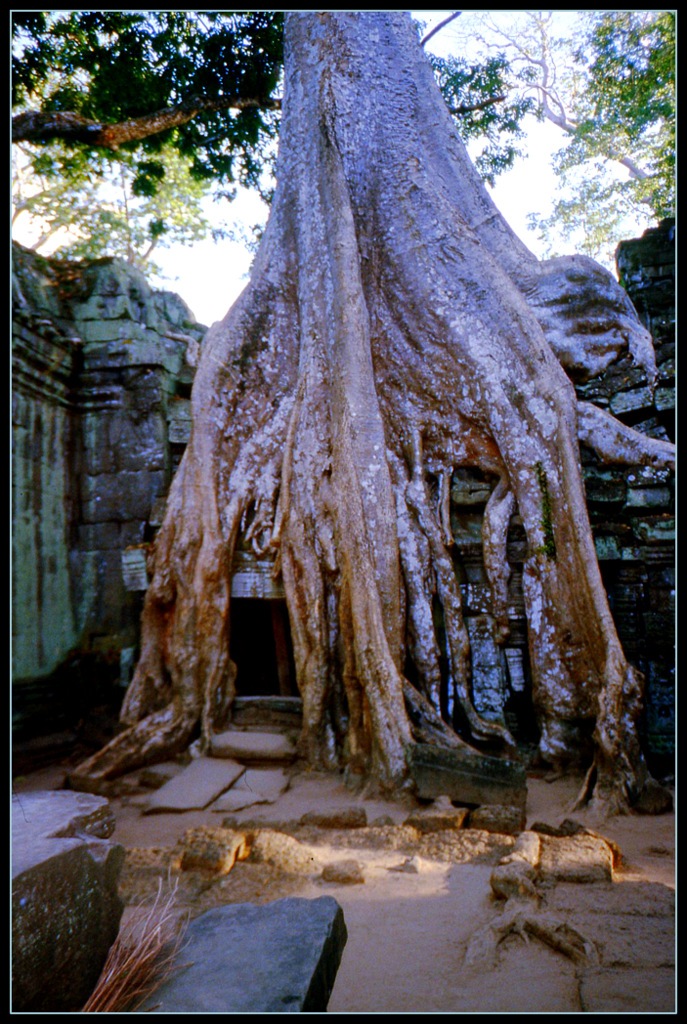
[13,10,652,328]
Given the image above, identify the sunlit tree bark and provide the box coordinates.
[72,12,673,814]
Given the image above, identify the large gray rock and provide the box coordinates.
[11,790,124,1012]
[138,897,347,1013]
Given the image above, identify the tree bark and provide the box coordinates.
[71,12,673,814]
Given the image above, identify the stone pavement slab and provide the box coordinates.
[143,757,245,813]
[137,896,347,1012]
[210,767,291,812]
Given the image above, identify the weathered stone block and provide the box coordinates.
[81,469,167,523]
[171,826,250,874]
[137,897,347,1013]
[121,545,150,591]
[468,803,526,835]
[321,860,365,884]
[11,791,124,1012]
[625,487,672,509]
[594,535,622,560]
[465,615,508,724]
[247,830,322,875]
[635,517,675,544]
[609,387,655,416]
[300,807,367,829]
[210,767,291,812]
[153,289,198,328]
[538,833,614,883]
[408,743,527,809]
[404,802,470,833]
[167,397,192,444]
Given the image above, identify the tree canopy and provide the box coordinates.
[11,10,538,267]
[12,144,226,274]
[14,11,674,271]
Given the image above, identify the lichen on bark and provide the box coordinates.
[72,12,674,815]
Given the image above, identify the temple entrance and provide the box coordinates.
[230,598,297,698]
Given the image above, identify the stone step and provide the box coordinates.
[231,695,303,731]
[210,729,298,764]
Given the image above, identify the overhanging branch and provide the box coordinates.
[12,94,282,150]
[448,94,507,116]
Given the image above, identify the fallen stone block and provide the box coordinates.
[12,791,124,1012]
[12,788,116,840]
[404,798,470,833]
[388,855,432,874]
[170,827,250,875]
[408,742,527,809]
[143,757,245,813]
[538,833,614,884]
[210,729,297,763]
[137,897,347,1012]
[321,860,365,884]
[249,829,322,875]
[300,806,367,829]
[500,830,541,866]
[138,761,186,789]
[468,804,526,835]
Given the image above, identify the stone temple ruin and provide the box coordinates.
[11,219,675,775]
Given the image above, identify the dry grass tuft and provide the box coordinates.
[81,881,189,1013]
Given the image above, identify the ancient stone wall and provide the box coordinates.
[12,243,204,738]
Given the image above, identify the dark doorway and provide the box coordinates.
[230,598,297,697]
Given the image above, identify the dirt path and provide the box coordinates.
[13,763,675,1013]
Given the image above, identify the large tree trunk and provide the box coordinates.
[72,12,674,814]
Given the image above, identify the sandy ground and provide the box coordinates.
[13,762,675,1014]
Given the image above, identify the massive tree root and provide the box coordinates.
[72,13,674,814]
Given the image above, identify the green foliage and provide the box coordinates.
[567,11,675,218]
[15,11,672,273]
[427,52,537,186]
[12,144,224,275]
[527,12,674,264]
[12,11,283,196]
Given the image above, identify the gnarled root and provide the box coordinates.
[404,429,517,753]
[465,904,598,972]
[482,472,516,644]
[68,702,198,790]
[577,401,675,469]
